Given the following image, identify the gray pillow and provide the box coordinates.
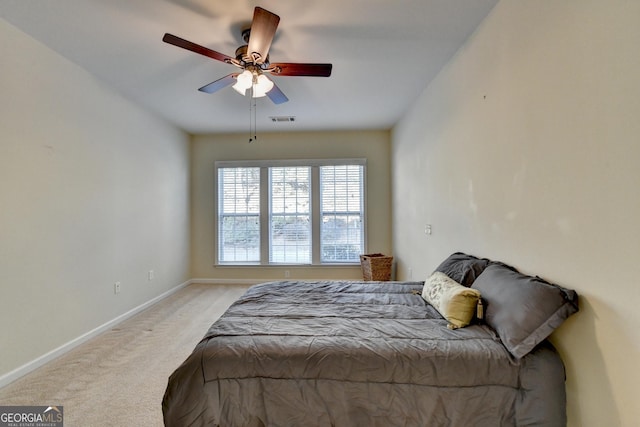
[434,252,491,287]
[471,264,579,358]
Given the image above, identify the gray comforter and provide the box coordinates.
[162,281,567,426]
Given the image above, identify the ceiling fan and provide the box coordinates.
[163,7,333,104]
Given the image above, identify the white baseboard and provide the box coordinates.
[0,280,190,389]
[188,278,265,285]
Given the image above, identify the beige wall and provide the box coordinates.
[191,130,391,281]
[392,1,640,426]
[0,20,190,379]
[5,1,638,422]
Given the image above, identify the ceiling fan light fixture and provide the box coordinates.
[232,69,253,95]
[252,74,274,98]
[233,70,274,98]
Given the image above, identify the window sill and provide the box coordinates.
[214,263,360,268]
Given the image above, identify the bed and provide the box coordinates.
[162,253,579,426]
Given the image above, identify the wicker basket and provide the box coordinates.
[360,253,393,281]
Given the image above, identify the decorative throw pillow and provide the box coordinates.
[422,272,482,329]
[434,252,491,287]
[471,264,579,358]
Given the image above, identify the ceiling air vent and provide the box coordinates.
[269,116,296,123]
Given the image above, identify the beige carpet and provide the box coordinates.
[0,283,250,427]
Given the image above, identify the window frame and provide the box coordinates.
[215,158,367,266]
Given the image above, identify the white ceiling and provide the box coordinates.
[0,0,497,134]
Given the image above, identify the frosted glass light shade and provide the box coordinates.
[252,74,274,98]
[232,70,253,95]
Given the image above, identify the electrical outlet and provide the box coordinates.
[114,281,121,294]
[148,270,154,281]
[424,224,432,235]
[284,270,290,278]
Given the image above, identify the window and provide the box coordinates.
[320,165,364,263]
[218,167,260,263]
[269,166,311,263]
[216,159,366,265]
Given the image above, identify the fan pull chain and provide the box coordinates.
[253,89,257,142]
[248,84,258,143]
[248,86,253,143]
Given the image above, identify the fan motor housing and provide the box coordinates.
[235,45,248,60]
[241,28,252,43]
[235,45,269,67]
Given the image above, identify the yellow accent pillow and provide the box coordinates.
[422,272,481,329]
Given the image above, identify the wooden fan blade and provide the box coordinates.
[247,7,280,64]
[163,33,233,64]
[266,81,289,104]
[198,74,238,94]
[270,63,333,77]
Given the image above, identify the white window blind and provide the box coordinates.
[320,165,364,263]
[269,167,311,264]
[217,167,260,263]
